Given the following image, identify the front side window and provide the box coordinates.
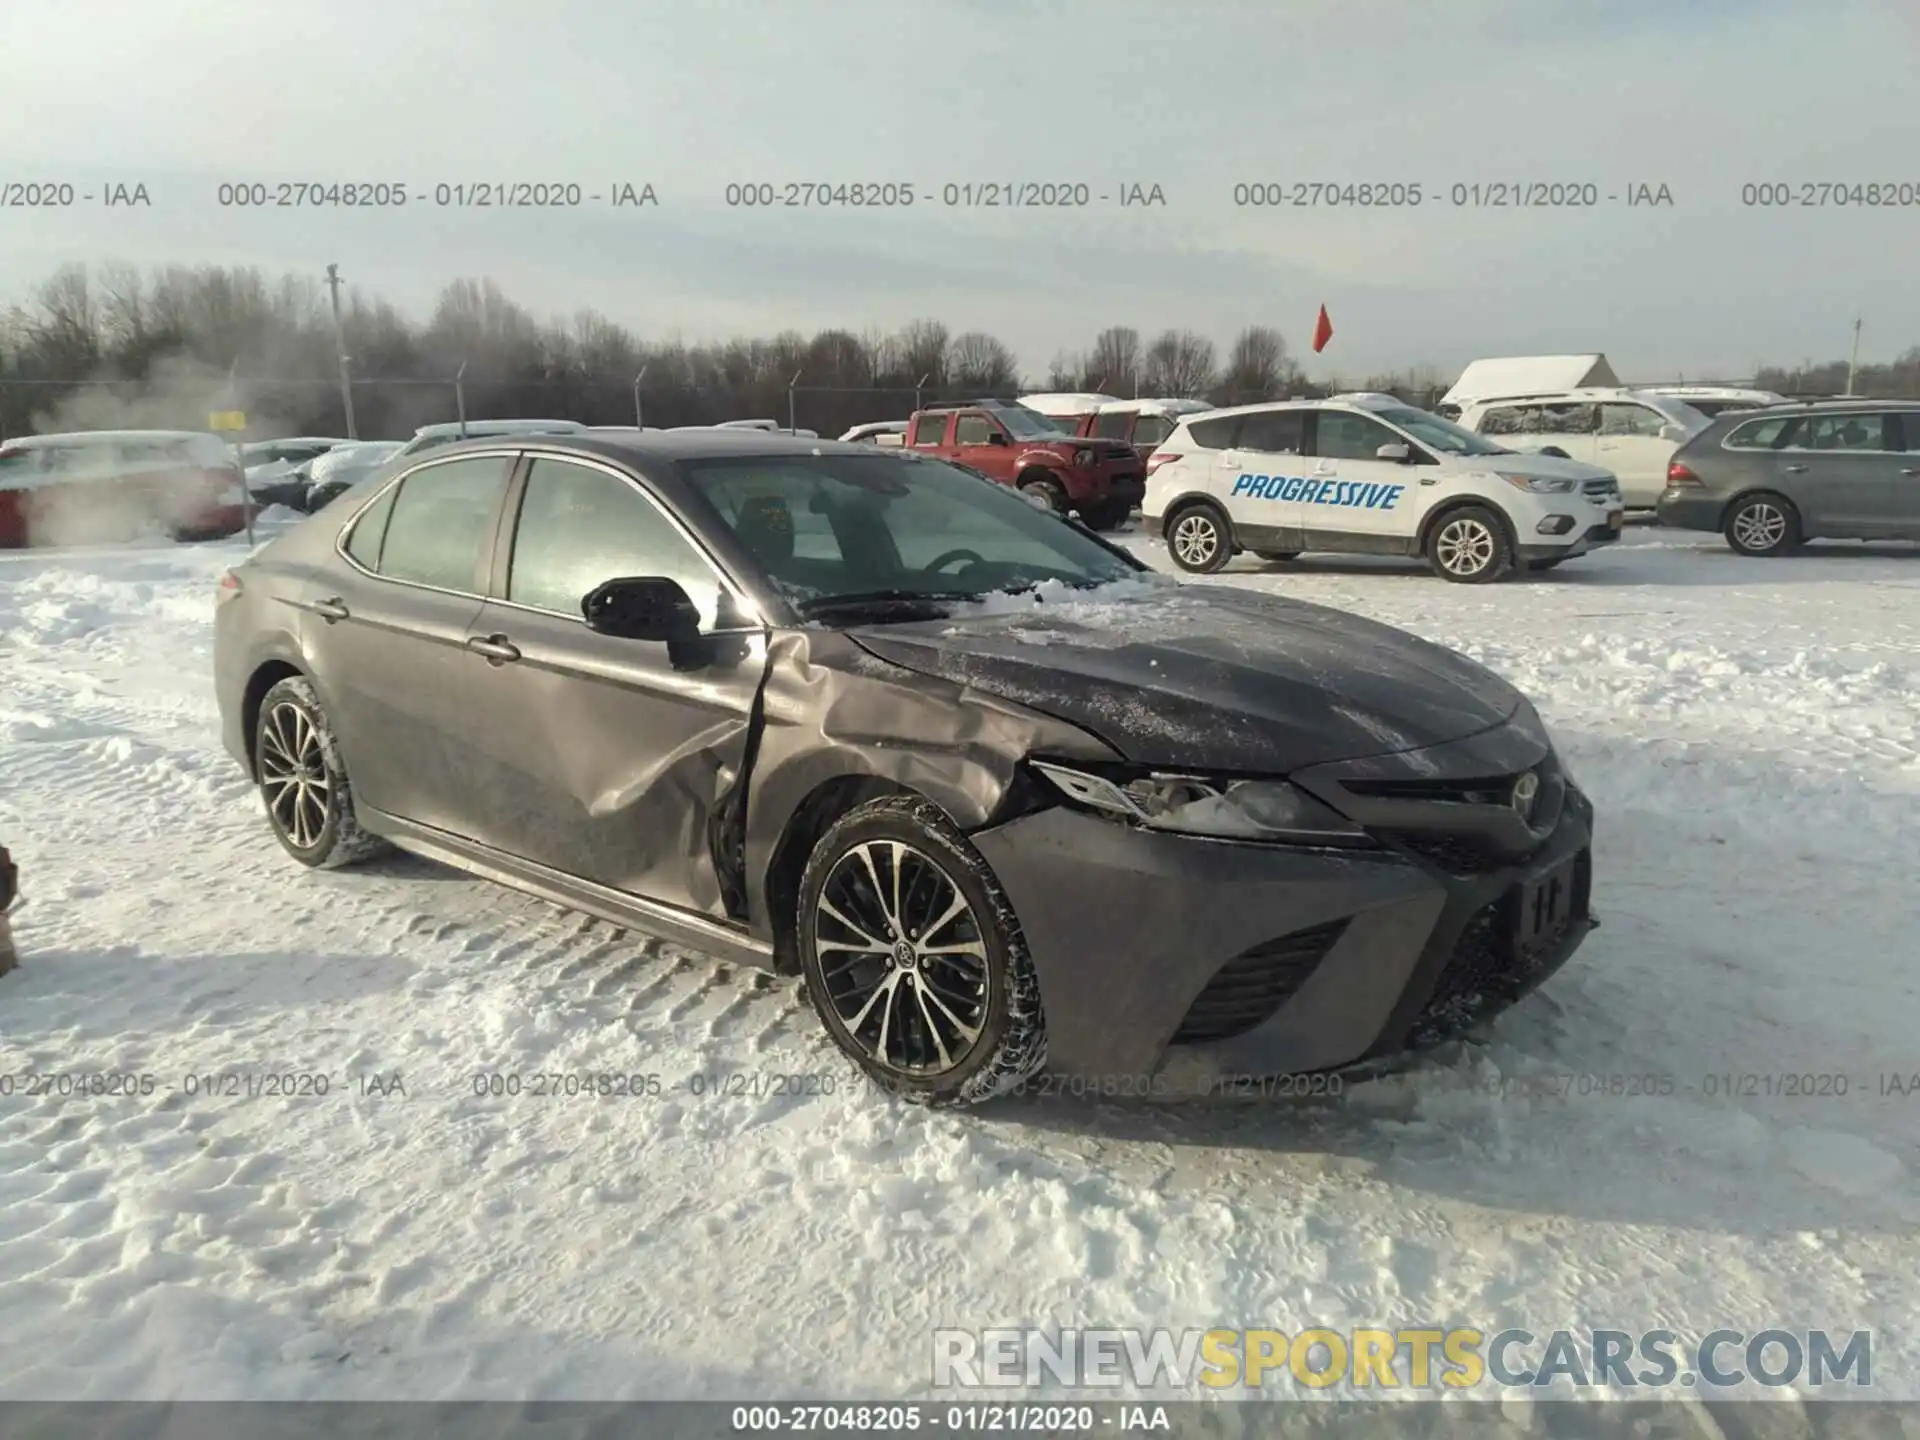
[953,414,999,446]
[374,456,509,592]
[508,458,723,625]
[1312,410,1402,461]
[680,452,1142,614]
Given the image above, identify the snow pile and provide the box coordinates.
[0,526,1915,1402]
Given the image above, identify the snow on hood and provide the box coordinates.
[848,582,1523,773]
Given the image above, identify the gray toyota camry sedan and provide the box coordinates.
[214,430,1597,1105]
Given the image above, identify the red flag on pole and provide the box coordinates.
[1311,304,1334,354]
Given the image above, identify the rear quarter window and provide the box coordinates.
[1723,416,1796,449]
[1185,416,1239,450]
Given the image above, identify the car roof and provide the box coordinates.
[4,428,217,448]
[408,428,883,465]
[1742,397,1920,413]
[1169,394,1410,425]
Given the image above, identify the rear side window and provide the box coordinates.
[1724,416,1795,449]
[344,484,398,569]
[909,413,948,446]
[1185,416,1239,450]
[1597,404,1666,437]
[374,456,508,592]
[1901,414,1920,452]
[1236,410,1305,455]
[1790,413,1895,452]
[1132,414,1175,446]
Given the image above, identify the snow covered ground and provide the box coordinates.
[1,522,1916,1404]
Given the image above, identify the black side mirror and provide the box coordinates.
[582,576,701,642]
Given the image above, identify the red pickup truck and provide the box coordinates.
[903,401,1143,530]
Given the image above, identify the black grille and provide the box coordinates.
[1409,851,1592,1046]
[1172,919,1348,1044]
[1344,773,1524,805]
[1373,829,1520,876]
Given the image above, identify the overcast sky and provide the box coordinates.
[3,0,1915,382]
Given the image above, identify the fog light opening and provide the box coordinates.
[1535,514,1575,535]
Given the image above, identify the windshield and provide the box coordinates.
[988,405,1071,439]
[1371,405,1513,456]
[1639,395,1712,431]
[677,452,1145,616]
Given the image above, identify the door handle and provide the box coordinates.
[1902,468,1919,476]
[465,634,521,665]
[312,596,349,622]
[1782,464,1808,474]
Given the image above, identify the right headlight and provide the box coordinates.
[1031,762,1369,844]
[1498,474,1579,494]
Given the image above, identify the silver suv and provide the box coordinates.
[1656,400,1920,554]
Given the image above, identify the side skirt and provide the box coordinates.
[362,807,777,969]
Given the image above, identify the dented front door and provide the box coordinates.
[457,599,768,917]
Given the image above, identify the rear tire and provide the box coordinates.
[255,676,391,869]
[797,795,1046,1107]
[1723,493,1800,556]
[1164,502,1234,573]
[1425,505,1513,584]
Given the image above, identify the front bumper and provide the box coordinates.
[971,739,1596,1087]
[1655,491,1723,531]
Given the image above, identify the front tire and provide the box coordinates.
[797,795,1046,1107]
[255,676,390,869]
[1018,476,1068,514]
[1723,493,1800,556]
[1426,505,1513,584]
[1164,502,1233,573]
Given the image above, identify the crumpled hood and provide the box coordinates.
[845,582,1522,773]
[1472,451,1616,483]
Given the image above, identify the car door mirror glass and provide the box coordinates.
[582,576,702,642]
[1375,442,1411,461]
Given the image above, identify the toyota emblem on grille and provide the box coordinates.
[1511,771,1539,819]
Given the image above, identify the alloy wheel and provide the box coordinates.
[813,840,991,1076]
[1435,517,1496,576]
[1732,502,1787,551]
[259,699,332,849]
[1171,512,1220,568]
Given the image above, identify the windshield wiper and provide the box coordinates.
[796,589,981,618]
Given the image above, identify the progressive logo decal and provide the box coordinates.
[1231,473,1405,510]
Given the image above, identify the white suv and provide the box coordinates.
[1143,394,1625,583]
[1452,388,1709,507]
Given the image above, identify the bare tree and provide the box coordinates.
[1220,325,1290,403]
[1087,326,1141,394]
[897,318,950,387]
[1141,329,1216,396]
[948,331,1019,392]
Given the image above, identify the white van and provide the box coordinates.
[1143,393,1624,583]
[1452,389,1710,507]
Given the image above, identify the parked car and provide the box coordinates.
[244,437,348,509]
[1452,389,1711,507]
[904,399,1144,530]
[839,421,908,445]
[1143,393,1624,582]
[302,441,407,511]
[1656,399,1920,554]
[214,430,1597,1105]
[1638,386,1786,419]
[390,419,591,464]
[0,430,248,547]
[1436,354,1622,419]
[1019,394,1215,464]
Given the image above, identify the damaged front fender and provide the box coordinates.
[739,628,1120,954]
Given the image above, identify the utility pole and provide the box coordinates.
[325,264,358,439]
[1845,317,1863,397]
